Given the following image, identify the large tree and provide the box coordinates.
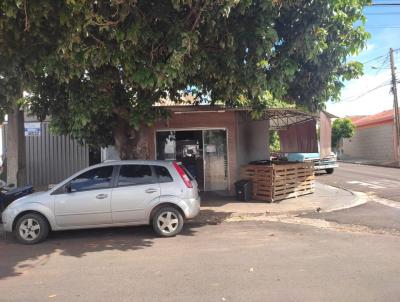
[0,1,69,184]
[1,0,370,159]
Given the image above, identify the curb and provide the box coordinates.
[338,160,400,169]
[193,185,371,225]
[320,191,369,213]
[315,182,371,213]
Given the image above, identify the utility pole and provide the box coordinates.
[389,48,400,166]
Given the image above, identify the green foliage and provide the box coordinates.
[0,0,68,113]
[332,118,356,148]
[269,131,280,153]
[0,0,371,157]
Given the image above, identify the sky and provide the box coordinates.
[326,2,400,117]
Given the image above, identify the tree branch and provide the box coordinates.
[24,0,30,31]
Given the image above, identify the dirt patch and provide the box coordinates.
[225,213,400,237]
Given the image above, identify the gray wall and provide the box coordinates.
[236,112,269,171]
[101,146,120,161]
[342,123,394,161]
[3,122,89,187]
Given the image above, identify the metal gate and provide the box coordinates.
[3,122,89,187]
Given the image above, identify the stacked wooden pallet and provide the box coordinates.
[240,162,315,202]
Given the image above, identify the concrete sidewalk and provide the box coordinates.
[195,182,368,223]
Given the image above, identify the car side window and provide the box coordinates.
[155,166,173,183]
[69,166,114,192]
[117,165,156,186]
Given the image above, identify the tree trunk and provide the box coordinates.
[7,98,27,187]
[112,110,149,160]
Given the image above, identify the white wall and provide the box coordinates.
[342,123,394,161]
[236,112,269,171]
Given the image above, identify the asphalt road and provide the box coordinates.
[304,201,400,233]
[316,162,400,202]
[1,221,400,302]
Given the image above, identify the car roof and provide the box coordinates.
[93,160,173,167]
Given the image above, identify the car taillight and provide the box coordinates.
[173,161,193,188]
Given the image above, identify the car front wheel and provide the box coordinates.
[14,213,49,244]
[152,207,184,237]
[325,168,334,174]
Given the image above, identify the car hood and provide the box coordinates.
[8,191,49,208]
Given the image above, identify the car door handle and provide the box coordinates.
[96,194,108,199]
[145,188,158,194]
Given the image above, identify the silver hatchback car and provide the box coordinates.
[1,160,200,244]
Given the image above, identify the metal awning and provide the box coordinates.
[158,105,319,130]
[261,108,318,131]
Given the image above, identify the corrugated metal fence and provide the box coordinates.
[3,122,89,187]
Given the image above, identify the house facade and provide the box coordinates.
[103,106,319,194]
[3,106,320,191]
[104,107,269,194]
[341,109,399,163]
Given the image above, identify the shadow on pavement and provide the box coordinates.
[314,171,330,177]
[0,209,233,280]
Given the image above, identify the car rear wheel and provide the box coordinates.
[152,207,183,237]
[14,213,49,244]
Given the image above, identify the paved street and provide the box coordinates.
[317,162,400,202]
[304,201,400,234]
[1,220,400,302]
[313,163,400,233]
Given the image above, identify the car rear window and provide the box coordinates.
[154,166,173,183]
[117,165,157,186]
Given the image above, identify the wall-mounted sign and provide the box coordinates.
[24,122,41,136]
[206,144,216,153]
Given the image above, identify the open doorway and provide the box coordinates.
[156,129,228,192]
[156,130,204,190]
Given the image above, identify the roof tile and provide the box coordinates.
[354,108,397,127]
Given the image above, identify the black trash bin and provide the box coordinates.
[235,180,252,201]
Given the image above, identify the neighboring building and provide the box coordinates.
[347,115,367,123]
[341,109,399,163]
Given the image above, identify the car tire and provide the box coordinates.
[152,207,184,237]
[14,213,49,244]
[325,168,334,174]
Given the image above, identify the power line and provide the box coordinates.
[360,48,400,65]
[341,81,392,103]
[361,53,389,65]
[370,3,400,6]
[366,26,400,28]
[372,56,390,74]
[365,12,400,15]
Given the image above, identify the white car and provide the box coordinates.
[1,160,200,244]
